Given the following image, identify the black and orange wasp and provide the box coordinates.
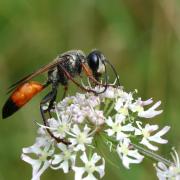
[2,50,120,144]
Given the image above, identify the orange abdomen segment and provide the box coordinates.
[2,81,44,119]
[11,82,44,106]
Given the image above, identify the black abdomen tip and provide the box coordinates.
[2,98,19,119]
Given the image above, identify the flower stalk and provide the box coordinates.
[131,143,173,166]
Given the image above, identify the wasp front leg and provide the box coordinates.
[57,64,98,95]
[81,63,112,94]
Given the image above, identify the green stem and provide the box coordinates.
[105,101,115,117]
[131,143,173,166]
[104,99,111,113]
[88,146,93,159]
[98,134,120,169]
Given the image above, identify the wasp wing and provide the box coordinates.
[7,57,61,94]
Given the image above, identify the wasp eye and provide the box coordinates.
[87,52,99,71]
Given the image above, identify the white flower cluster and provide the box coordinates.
[21,86,170,180]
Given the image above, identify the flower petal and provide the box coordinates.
[73,167,85,180]
[140,138,158,151]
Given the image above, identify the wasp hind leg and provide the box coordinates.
[61,86,68,100]
[40,87,70,145]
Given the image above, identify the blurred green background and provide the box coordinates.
[0,0,180,179]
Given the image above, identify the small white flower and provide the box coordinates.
[155,149,180,180]
[51,143,76,173]
[95,86,120,99]
[135,122,170,151]
[114,91,133,117]
[73,152,105,180]
[105,114,134,141]
[116,138,144,169]
[119,91,133,104]
[114,99,123,112]
[48,114,71,139]
[114,99,129,116]
[33,127,54,147]
[138,101,163,118]
[68,124,93,151]
[84,94,100,108]
[56,93,103,125]
[129,98,153,113]
[56,96,75,112]
[103,86,117,98]
[88,109,105,125]
[94,83,124,99]
[69,104,85,123]
[21,142,54,180]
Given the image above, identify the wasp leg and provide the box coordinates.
[47,89,57,118]
[58,64,98,94]
[40,89,70,145]
[87,74,116,87]
[86,74,120,94]
[62,86,68,100]
[81,63,117,94]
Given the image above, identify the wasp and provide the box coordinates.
[2,50,120,143]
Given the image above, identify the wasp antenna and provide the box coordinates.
[101,61,108,93]
[104,60,120,86]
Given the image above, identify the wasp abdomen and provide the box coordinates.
[2,81,44,119]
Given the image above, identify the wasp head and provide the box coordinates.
[87,50,106,81]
